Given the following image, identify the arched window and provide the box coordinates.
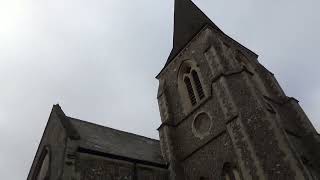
[182,69,205,106]
[222,162,242,180]
[178,60,205,109]
[34,147,50,180]
[178,61,206,112]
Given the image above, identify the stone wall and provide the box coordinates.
[157,24,317,179]
[27,109,67,180]
[76,152,168,180]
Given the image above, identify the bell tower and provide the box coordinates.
[156,0,320,180]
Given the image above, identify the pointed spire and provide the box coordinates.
[166,0,221,66]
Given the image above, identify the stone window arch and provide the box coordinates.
[33,146,50,180]
[178,60,206,113]
[222,162,242,180]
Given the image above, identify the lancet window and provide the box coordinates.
[182,68,205,106]
[178,61,206,112]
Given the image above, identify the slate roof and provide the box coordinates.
[52,105,165,166]
[166,0,222,66]
[158,0,258,78]
[68,117,165,165]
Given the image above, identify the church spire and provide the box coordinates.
[165,0,221,66]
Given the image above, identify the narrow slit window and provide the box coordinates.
[184,77,197,105]
[191,70,205,100]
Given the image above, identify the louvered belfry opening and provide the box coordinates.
[182,67,205,107]
[191,70,205,100]
[184,76,197,105]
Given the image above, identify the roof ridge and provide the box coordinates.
[67,117,160,142]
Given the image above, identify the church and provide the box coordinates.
[27,0,320,179]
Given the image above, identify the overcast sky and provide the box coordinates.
[0,0,319,179]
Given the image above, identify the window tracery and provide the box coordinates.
[178,61,206,112]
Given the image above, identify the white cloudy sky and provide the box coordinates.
[0,0,319,179]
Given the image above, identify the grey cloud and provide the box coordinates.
[0,0,319,179]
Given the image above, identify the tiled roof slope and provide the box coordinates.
[68,117,165,165]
